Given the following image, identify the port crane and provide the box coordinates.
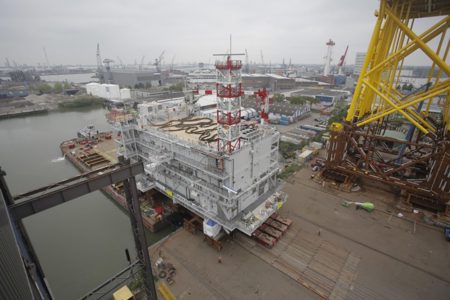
[139,55,145,70]
[337,45,348,75]
[245,49,250,73]
[116,56,124,68]
[323,0,450,214]
[43,47,50,69]
[153,50,165,72]
[170,55,176,72]
[260,50,265,73]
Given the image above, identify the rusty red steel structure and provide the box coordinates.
[323,0,450,213]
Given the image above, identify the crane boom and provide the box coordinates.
[337,45,348,67]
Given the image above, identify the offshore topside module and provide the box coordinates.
[113,55,286,239]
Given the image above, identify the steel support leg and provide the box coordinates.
[121,161,157,300]
[1,167,54,300]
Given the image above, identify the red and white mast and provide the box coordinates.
[214,48,244,154]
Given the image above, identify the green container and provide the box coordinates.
[359,202,375,212]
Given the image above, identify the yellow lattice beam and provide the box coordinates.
[345,0,449,136]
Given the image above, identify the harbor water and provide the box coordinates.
[0,108,169,299]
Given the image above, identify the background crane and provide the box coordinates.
[116,56,124,68]
[170,55,176,72]
[245,49,250,73]
[337,45,348,75]
[139,55,145,70]
[153,50,165,72]
[43,47,50,69]
[260,50,265,74]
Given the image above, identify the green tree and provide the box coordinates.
[287,95,316,105]
[327,104,349,126]
[279,141,301,159]
[37,83,53,94]
[273,93,285,102]
[402,83,413,91]
[53,82,63,93]
[168,82,184,92]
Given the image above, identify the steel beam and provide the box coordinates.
[122,172,157,300]
[78,260,140,300]
[1,167,54,300]
[10,162,144,219]
[3,158,158,300]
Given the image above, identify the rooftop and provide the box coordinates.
[292,88,349,97]
[155,117,218,146]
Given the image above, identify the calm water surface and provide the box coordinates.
[0,108,169,299]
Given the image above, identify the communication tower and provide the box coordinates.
[214,54,244,154]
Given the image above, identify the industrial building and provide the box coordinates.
[241,97,310,123]
[242,73,296,91]
[86,83,131,101]
[186,71,296,92]
[0,83,29,99]
[113,55,285,238]
[291,88,349,105]
[109,69,162,88]
[353,52,366,76]
[186,69,216,89]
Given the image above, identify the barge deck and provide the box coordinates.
[60,131,172,232]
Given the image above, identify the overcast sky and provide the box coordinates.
[0,0,443,66]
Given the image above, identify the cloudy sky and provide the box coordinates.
[0,0,442,66]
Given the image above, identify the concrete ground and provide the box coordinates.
[147,162,449,300]
[280,168,450,299]
[150,230,319,300]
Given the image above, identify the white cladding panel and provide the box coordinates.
[231,148,253,192]
[120,88,131,99]
[252,136,272,177]
[114,117,282,235]
[104,84,121,99]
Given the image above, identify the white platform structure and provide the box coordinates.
[112,55,286,237]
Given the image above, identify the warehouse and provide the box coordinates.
[291,88,349,105]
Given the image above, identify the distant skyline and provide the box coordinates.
[1,0,444,67]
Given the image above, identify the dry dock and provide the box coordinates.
[149,167,450,300]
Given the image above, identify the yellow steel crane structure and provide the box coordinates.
[324,0,450,213]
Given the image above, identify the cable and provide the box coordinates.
[156,117,218,143]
